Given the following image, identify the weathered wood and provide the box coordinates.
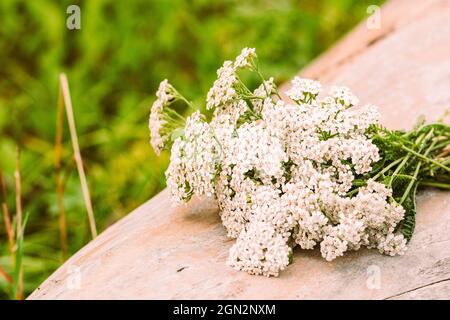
[29,0,450,299]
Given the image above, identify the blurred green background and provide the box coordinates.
[0,0,383,299]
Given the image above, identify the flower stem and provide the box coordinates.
[398,144,450,173]
[419,180,450,189]
[372,158,403,181]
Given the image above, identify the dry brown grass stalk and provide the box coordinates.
[0,265,12,284]
[56,85,68,260]
[59,73,98,239]
[14,147,23,300]
[0,166,15,255]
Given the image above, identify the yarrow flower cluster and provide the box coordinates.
[149,80,187,155]
[149,48,450,277]
[166,111,220,202]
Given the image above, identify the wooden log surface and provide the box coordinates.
[29,0,450,299]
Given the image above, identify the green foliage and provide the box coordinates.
[399,183,418,241]
[0,0,383,298]
[357,124,450,241]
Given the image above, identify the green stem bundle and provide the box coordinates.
[348,123,450,241]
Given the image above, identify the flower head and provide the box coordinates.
[149,80,186,155]
[149,99,168,155]
[329,85,359,108]
[234,47,257,70]
[206,61,238,110]
[286,77,322,103]
[156,79,178,104]
[166,111,220,202]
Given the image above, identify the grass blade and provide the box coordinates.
[12,212,29,300]
[56,84,68,260]
[14,148,24,300]
[0,166,15,256]
[15,148,22,242]
[0,266,12,284]
[59,73,98,239]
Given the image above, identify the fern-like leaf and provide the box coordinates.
[398,183,418,241]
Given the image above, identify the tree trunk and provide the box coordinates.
[29,0,450,300]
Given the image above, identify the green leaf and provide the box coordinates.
[12,212,30,299]
[398,183,418,241]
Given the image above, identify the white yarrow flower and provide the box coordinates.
[151,48,416,277]
[206,61,238,110]
[234,47,257,69]
[286,77,322,103]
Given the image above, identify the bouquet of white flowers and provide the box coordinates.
[149,48,450,277]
